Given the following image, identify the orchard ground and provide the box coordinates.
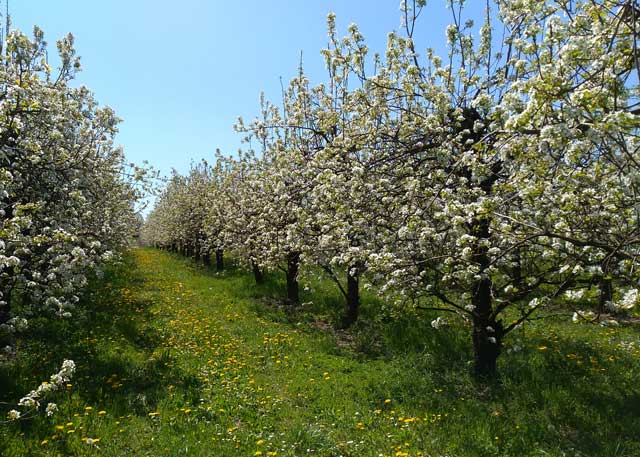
[1,248,639,457]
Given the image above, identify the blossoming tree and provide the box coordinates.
[0,27,148,350]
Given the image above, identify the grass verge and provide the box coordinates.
[1,247,639,456]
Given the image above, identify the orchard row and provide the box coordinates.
[0,28,149,358]
[143,0,640,375]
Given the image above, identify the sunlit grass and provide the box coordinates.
[1,247,639,456]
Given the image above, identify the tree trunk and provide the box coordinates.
[202,252,211,266]
[453,107,502,377]
[470,217,502,377]
[286,251,300,304]
[216,248,224,272]
[252,260,264,285]
[343,266,359,327]
[598,276,613,315]
[471,277,503,376]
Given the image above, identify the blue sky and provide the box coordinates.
[12,0,464,177]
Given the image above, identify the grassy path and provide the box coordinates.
[2,248,640,456]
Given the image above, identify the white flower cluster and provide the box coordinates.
[6,359,75,421]
[608,288,638,313]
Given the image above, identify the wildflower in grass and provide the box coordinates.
[82,437,101,445]
[7,409,20,420]
[537,345,548,350]
[98,410,107,416]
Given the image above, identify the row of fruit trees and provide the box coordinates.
[142,0,640,375]
[0,27,150,368]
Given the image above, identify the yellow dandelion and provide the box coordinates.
[82,437,101,445]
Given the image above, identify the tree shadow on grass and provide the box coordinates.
[332,320,640,456]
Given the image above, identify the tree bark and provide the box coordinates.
[470,217,502,377]
[252,260,264,285]
[471,278,503,376]
[202,252,211,266]
[453,107,502,376]
[216,248,224,272]
[343,266,359,327]
[286,251,300,304]
[598,275,613,315]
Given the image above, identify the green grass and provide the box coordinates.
[1,247,639,456]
